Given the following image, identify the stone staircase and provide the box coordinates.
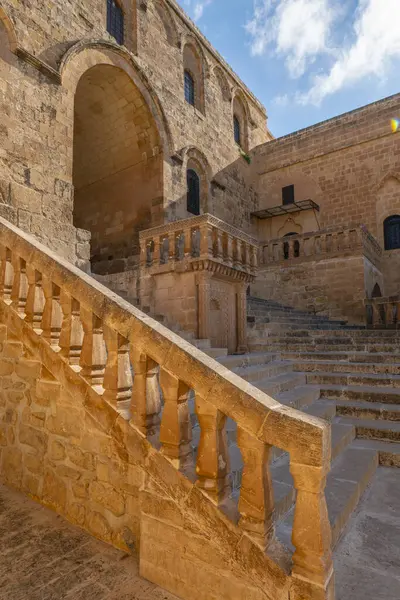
[205,296,400,579]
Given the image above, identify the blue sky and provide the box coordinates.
[178,0,400,137]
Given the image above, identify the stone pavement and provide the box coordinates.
[0,483,178,600]
[335,467,400,600]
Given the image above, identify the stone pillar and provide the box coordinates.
[236,282,248,353]
[290,461,334,600]
[196,272,212,340]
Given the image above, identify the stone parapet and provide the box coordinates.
[260,224,382,269]
[0,216,333,600]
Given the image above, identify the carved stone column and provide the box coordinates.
[196,271,212,340]
[236,282,248,353]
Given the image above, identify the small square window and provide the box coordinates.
[282,185,295,206]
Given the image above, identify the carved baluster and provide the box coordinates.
[191,228,200,257]
[234,239,243,268]
[60,294,84,367]
[140,238,148,267]
[237,428,274,549]
[130,350,161,437]
[80,309,107,389]
[42,281,63,349]
[153,236,160,265]
[226,234,234,266]
[243,243,251,270]
[104,329,133,417]
[200,223,213,259]
[12,257,28,318]
[1,247,14,304]
[215,229,224,261]
[195,394,230,505]
[290,461,334,600]
[25,268,45,333]
[168,232,175,262]
[175,232,185,261]
[288,239,295,260]
[385,302,395,328]
[159,368,193,471]
[145,239,154,267]
[278,241,285,261]
[250,245,258,271]
[160,236,169,264]
[184,227,192,259]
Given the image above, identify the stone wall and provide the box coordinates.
[252,255,370,323]
[0,1,269,272]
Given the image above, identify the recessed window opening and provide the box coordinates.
[384,215,400,250]
[187,169,200,215]
[282,184,295,206]
[107,0,124,45]
[184,70,195,106]
[233,115,241,146]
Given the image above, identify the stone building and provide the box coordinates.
[0,2,399,600]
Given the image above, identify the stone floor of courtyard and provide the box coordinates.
[0,469,399,600]
[0,483,178,600]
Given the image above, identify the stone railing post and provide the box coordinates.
[215,229,224,261]
[199,222,213,259]
[59,294,84,367]
[195,394,230,505]
[25,268,45,333]
[196,272,212,340]
[236,282,248,353]
[237,428,274,549]
[79,309,107,389]
[11,256,28,318]
[42,281,63,350]
[159,368,193,471]
[290,461,334,600]
[1,247,14,305]
[130,350,161,437]
[226,234,234,266]
[103,329,133,416]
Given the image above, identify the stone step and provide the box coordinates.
[336,416,400,443]
[232,360,294,384]
[218,352,279,369]
[256,372,306,396]
[261,321,354,331]
[282,350,400,364]
[294,359,400,375]
[204,348,228,359]
[319,383,400,405]
[275,444,379,551]
[253,341,400,353]
[276,384,321,411]
[306,371,400,388]
[335,399,400,421]
[266,328,400,338]
[351,438,400,467]
[303,399,337,422]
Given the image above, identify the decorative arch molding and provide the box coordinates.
[181,33,210,79]
[277,217,302,238]
[0,7,18,52]
[60,40,175,157]
[213,65,231,102]
[375,171,400,193]
[180,146,212,180]
[152,0,180,47]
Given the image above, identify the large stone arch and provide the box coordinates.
[60,41,175,273]
[0,7,17,52]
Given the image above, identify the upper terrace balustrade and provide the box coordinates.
[260,225,382,268]
[140,214,258,281]
[365,294,400,329]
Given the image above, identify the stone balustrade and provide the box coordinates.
[365,295,400,328]
[0,217,333,600]
[139,213,258,280]
[261,225,382,268]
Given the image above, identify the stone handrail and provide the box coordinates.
[260,225,382,268]
[365,294,400,328]
[0,217,333,599]
[139,214,258,279]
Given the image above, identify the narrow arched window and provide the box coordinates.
[384,215,400,250]
[107,0,124,45]
[184,70,195,106]
[187,169,200,215]
[233,115,241,146]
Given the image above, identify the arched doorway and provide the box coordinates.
[73,64,163,273]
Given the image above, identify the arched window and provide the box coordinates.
[184,70,195,106]
[233,115,241,146]
[187,169,200,215]
[107,0,124,45]
[384,215,400,250]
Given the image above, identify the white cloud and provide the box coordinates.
[246,0,338,78]
[194,0,213,21]
[298,0,400,105]
[273,93,290,106]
